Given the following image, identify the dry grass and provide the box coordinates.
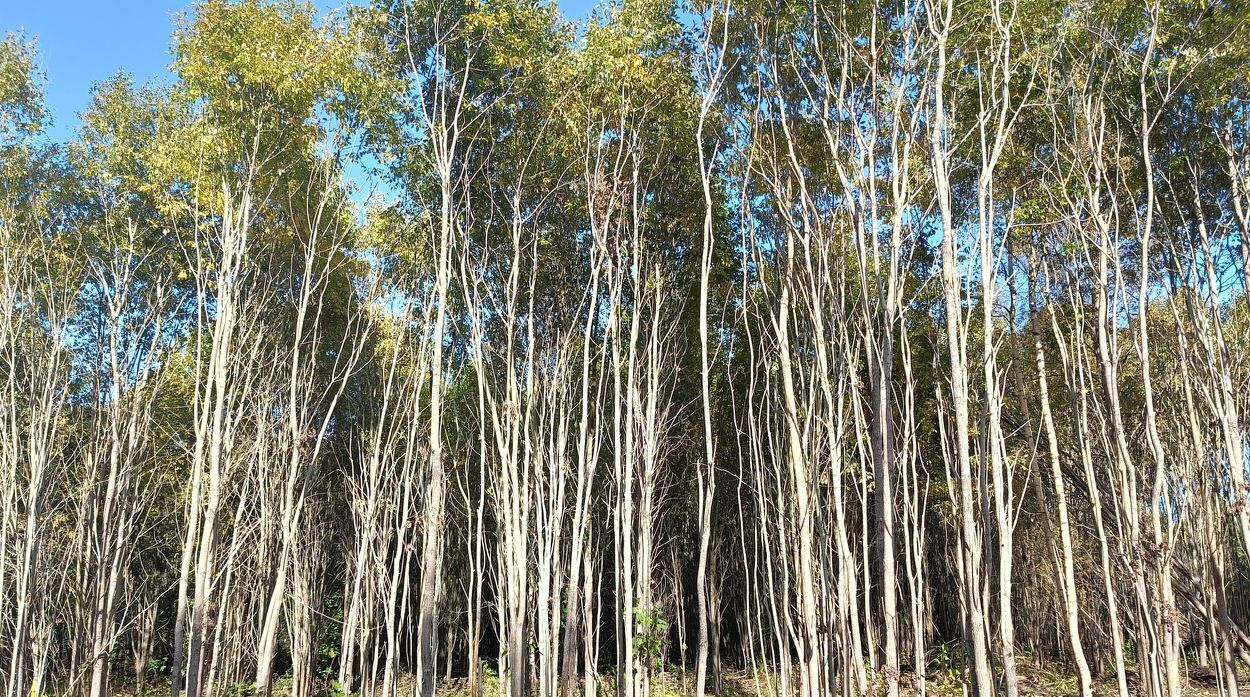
[110,662,1243,697]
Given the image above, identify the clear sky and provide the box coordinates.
[0,0,598,143]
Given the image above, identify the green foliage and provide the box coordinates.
[632,605,669,670]
[317,591,345,679]
[929,642,966,685]
[0,32,44,143]
[222,683,258,697]
[171,0,362,146]
[147,657,170,677]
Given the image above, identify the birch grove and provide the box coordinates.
[2,0,1250,694]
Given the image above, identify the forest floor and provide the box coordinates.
[114,665,1242,697]
[429,664,1242,696]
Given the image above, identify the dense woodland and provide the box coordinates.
[2,0,1250,695]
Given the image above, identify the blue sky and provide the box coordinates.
[1,0,598,143]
